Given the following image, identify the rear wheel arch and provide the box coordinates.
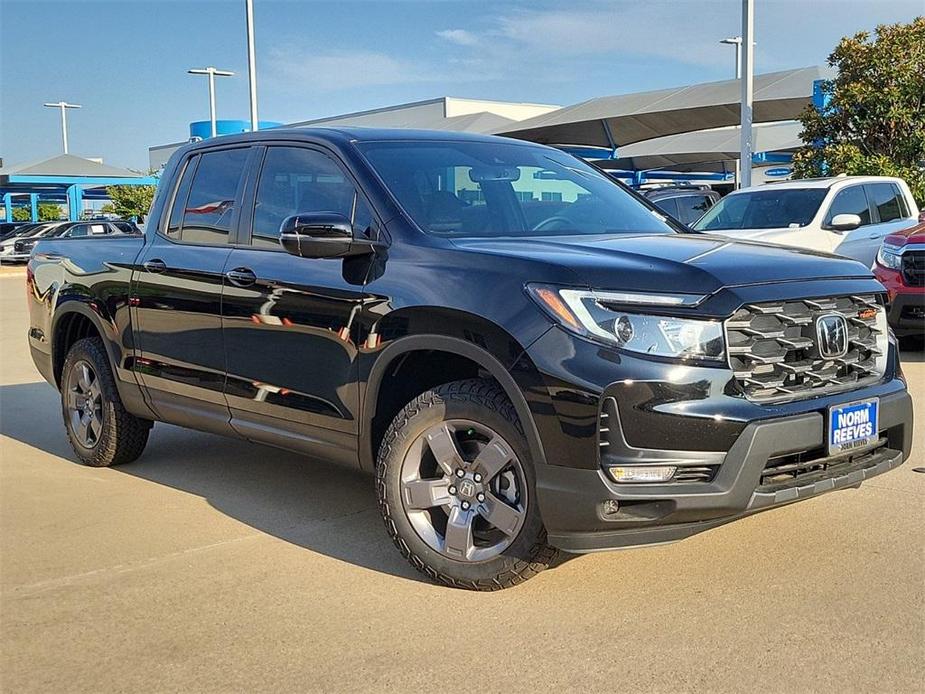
[361,335,547,473]
[52,306,109,387]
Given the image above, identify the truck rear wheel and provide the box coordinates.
[60,337,151,467]
[376,378,556,590]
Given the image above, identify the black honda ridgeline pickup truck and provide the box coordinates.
[28,129,913,590]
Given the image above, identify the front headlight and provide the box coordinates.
[876,244,902,270]
[527,285,725,361]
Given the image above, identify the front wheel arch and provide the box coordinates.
[361,335,547,473]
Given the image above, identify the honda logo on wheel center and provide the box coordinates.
[458,479,476,498]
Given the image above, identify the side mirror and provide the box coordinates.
[279,212,371,259]
[830,213,862,232]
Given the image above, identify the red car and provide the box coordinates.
[873,222,924,344]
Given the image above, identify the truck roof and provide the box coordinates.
[181,126,537,150]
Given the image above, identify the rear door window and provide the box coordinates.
[168,148,249,245]
[865,183,906,223]
[824,185,871,227]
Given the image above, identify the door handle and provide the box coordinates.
[225,267,257,287]
[142,258,167,273]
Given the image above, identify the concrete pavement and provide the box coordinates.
[1,273,922,693]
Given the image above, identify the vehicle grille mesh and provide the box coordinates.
[902,250,925,287]
[725,294,886,402]
[759,439,887,491]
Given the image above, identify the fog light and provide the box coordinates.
[607,465,676,483]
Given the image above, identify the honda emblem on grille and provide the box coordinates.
[816,313,849,359]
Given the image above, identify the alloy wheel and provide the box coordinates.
[399,419,528,562]
[66,360,104,448]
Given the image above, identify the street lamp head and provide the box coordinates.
[43,101,82,109]
[720,36,743,45]
[188,67,235,77]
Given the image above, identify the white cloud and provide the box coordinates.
[436,29,479,46]
[265,48,442,92]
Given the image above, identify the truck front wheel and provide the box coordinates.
[60,337,151,467]
[376,378,556,590]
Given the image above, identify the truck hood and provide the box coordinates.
[703,227,801,242]
[449,233,871,296]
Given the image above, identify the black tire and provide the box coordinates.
[899,334,924,352]
[60,337,151,467]
[376,378,556,590]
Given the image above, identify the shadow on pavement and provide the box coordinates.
[0,381,434,584]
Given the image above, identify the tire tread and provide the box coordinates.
[376,378,557,591]
[61,337,150,467]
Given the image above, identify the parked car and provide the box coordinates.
[639,184,720,226]
[0,221,30,241]
[3,221,127,263]
[0,222,60,262]
[692,176,919,267]
[872,222,924,346]
[27,129,912,590]
[109,220,143,235]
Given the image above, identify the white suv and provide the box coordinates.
[692,176,920,267]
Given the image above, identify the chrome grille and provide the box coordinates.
[902,250,925,287]
[726,294,887,402]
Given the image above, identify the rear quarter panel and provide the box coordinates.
[28,236,146,388]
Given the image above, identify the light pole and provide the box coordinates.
[739,0,755,189]
[721,36,743,188]
[245,0,259,132]
[43,101,81,154]
[187,66,235,138]
[721,36,743,79]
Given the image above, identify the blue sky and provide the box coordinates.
[1,0,921,170]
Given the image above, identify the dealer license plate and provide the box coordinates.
[828,399,879,456]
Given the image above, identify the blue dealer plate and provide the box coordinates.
[828,399,879,456]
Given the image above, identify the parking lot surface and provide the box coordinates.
[1,272,922,693]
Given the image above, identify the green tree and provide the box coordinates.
[10,202,63,222]
[104,184,157,221]
[792,17,925,205]
[38,203,63,221]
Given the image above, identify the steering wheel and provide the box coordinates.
[532,215,574,232]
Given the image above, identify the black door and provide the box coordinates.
[220,145,378,465]
[132,146,252,434]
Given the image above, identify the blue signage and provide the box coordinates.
[765,167,793,178]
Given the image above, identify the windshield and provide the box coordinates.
[16,225,51,238]
[693,188,828,231]
[357,141,675,238]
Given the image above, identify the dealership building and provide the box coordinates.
[149,66,830,187]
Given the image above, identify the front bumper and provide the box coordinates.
[536,389,913,553]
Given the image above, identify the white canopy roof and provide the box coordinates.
[599,121,803,172]
[495,66,831,148]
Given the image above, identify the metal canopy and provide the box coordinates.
[0,154,157,222]
[494,66,831,148]
[0,153,147,179]
[598,121,803,172]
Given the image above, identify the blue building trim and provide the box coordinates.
[8,175,158,186]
